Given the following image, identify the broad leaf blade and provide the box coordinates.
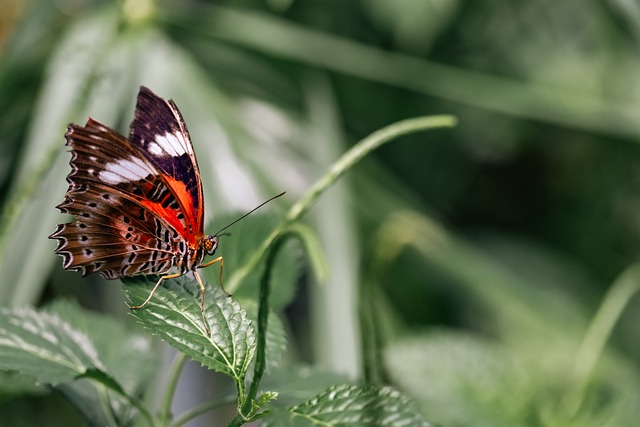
[56,379,132,427]
[0,303,149,426]
[45,299,155,394]
[45,300,154,427]
[0,307,105,385]
[0,371,46,403]
[264,384,433,427]
[123,275,256,381]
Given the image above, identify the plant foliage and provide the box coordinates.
[0,111,450,425]
[1,1,639,426]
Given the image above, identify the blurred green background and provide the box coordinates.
[1,0,639,426]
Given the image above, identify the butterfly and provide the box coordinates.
[50,86,283,333]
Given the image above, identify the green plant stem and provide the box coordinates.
[227,414,244,427]
[360,211,448,385]
[225,115,457,293]
[359,277,388,386]
[285,115,456,223]
[575,263,640,377]
[84,368,155,425]
[97,383,120,427]
[123,390,155,426]
[159,352,188,425]
[563,262,640,416]
[245,245,272,410]
[228,227,303,427]
[226,116,457,424]
[248,233,289,402]
[171,394,237,427]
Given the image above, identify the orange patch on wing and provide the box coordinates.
[139,175,200,245]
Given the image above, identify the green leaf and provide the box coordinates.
[44,300,155,395]
[122,275,256,383]
[263,384,433,427]
[0,371,47,403]
[0,307,106,385]
[56,379,131,427]
[0,6,124,307]
[45,300,158,426]
[0,301,157,426]
[385,331,531,427]
[43,300,154,426]
[256,390,279,407]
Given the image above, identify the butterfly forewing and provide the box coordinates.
[128,86,204,244]
[50,90,203,279]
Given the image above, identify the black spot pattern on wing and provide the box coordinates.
[49,116,195,279]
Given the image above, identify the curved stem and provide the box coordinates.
[230,227,303,426]
[83,368,155,426]
[171,394,236,427]
[96,382,121,427]
[225,115,457,293]
[562,262,640,415]
[285,115,457,223]
[159,352,188,425]
[249,230,298,406]
[246,232,287,405]
[225,116,457,424]
[127,392,155,426]
[574,263,640,378]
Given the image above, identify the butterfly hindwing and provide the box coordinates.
[50,116,190,279]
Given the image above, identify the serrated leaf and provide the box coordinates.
[0,307,106,385]
[122,275,256,382]
[45,299,155,394]
[257,390,279,407]
[263,384,433,427]
[43,300,154,427]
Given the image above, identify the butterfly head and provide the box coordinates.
[202,235,219,256]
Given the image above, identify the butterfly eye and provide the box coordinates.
[204,235,219,255]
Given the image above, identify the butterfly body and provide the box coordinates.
[51,87,223,331]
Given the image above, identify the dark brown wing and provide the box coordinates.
[50,119,186,278]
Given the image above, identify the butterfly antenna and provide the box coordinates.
[214,191,286,236]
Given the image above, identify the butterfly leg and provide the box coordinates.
[199,256,229,296]
[130,272,183,310]
[193,270,211,336]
